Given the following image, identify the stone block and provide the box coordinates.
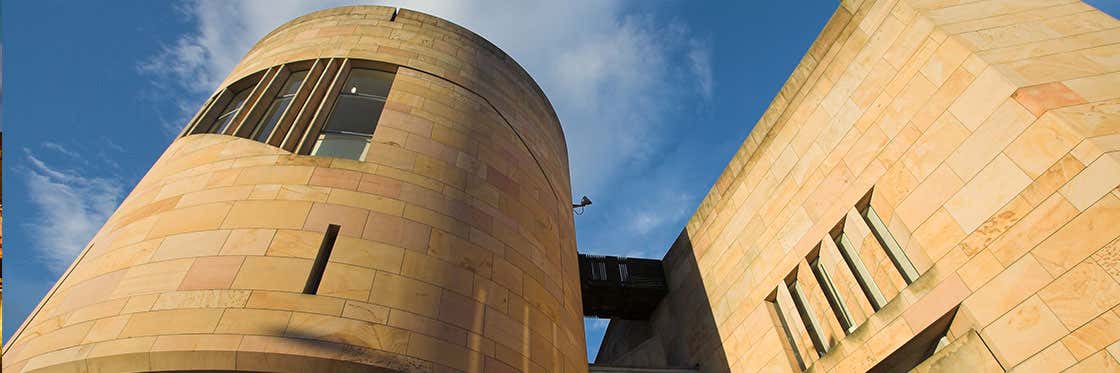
[119,309,223,337]
[231,256,311,292]
[948,66,1018,131]
[246,291,345,316]
[221,200,313,230]
[370,271,442,318]
[1005,113,1082,178]
[964,253,1052,326]
[303,203,369,237]
[219,229,275,256]
[944,154,1032,233]
[1033,194,1120,276]
[982,296,1069,367]
[1039,261,1120,330]
[215,308,292,335]
[1060,152,1120,211]
[317,263,375,301]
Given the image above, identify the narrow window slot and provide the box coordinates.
[303,224,341,295]
[809,256,856,334]
[787,280,829,356]
[769,295,807,371]
[834,231,887,310]
[861,204,920,284]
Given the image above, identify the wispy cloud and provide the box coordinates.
[41,141,82,160]
[23,148,126,272]
[137,0,713,199]
[587,318,610,331]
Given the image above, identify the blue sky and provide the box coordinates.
[4,0,1118,362]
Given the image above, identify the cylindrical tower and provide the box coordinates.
[3,6,584,372]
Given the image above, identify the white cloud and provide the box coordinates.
[587,318,610,331]
[23,149,126,272]
[41,141,82,160]
[138,0,713,198]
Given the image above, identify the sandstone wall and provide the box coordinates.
[599,0,1120,371]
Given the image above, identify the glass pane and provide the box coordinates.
[281,70,308,96]
[212,113,236,134]
[342,69,394,98]
[252,97,293,142]
[323,95,386,134]
[211,88,251,134]
[312,132,369,160]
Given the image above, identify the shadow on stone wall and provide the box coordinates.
[594,229,731,372]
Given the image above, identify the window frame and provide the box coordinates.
[186,70,268,136]
[768,289,808,371]
[808,248,857,334]
[831,222,888,311]
[300,59,398,159]
[786,277,830,356]
[245,65,313,144]
[181,59,401,160]
[857,194,921,284]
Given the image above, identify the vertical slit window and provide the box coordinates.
[787,280,829,356]
[861,204,920,283]
[252,70,308,143]
[770,298,807,371]
[210,87,252,134]
[303,224,341,295]
[312,68,395,160]
[835,232,888,310]
[619,263,629,282]
[809,257,856,334]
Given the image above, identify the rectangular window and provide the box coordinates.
[861,204,920,283]
[210,87,252,134]
[809,256,856,334]
[619,263,629,282]
[834,231,888,310]
[770,297,807,371]
[312,68,395,160]
[252,70,308,143]
[787,280,829,356]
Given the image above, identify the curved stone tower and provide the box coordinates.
[3,6,585,372]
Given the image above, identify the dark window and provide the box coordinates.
[251,70,308,143]
[210,88,252,134]
[312,68,395,160]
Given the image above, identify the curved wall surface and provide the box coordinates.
[3,6,585,373]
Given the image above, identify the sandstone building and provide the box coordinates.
[4,0,1120,372]
[4,7,585,372]
[596,0,1120,372]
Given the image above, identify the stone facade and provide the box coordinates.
[597,0,1120,372]
[2,7,585,373]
